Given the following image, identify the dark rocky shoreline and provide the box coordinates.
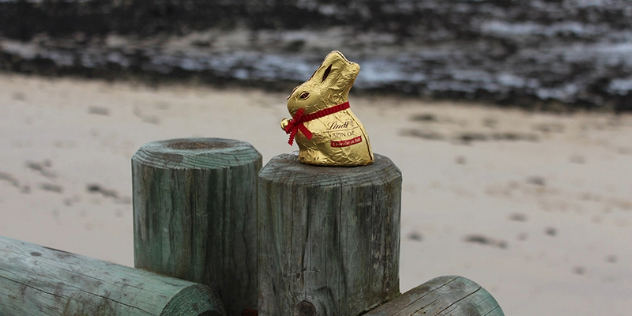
[1,0,631,112]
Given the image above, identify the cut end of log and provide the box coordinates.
[167,140,234,150]
[162,284,226,316]
[132,138,262,169]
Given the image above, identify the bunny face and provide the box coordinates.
[287,51,360,115]
[281,51,373,166]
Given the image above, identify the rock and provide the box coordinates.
[1,0,631,112]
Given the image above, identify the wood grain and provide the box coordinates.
[0,235,225,316]
[132,138,261,316]
[258,153,402,316]
[363,276,505,316]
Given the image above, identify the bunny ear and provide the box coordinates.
[321,64,333,82]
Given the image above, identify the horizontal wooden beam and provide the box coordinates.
[0,235,226,316]
[363,275,504,316]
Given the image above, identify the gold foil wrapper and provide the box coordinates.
[281,51,374,166]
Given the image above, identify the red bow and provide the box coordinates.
[284,108,313,145]
[284,102,350,146]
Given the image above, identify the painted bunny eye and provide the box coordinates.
[299,92,310,99]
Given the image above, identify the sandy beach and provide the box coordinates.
[1,73,631,315]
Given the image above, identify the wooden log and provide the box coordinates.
[132,138,262,316]
[363,276,505,316]
[258,153,402,316]
[0,235,225,316]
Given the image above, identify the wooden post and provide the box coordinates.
[258,153,402,316]
[363,276,505,316]
[132,138,261,316]
[0,235,225,316]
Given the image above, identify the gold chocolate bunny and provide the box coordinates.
[281,51,374,166]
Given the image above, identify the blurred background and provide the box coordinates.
[1,0,631,112]
[1,1,632,316]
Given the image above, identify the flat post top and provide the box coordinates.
[132,138,261,169]
[259,153,401,186]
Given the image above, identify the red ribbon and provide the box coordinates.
[284,101,350,145]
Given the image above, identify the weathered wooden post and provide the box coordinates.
[133,138,261,316]
[0,235,226,316]
[363,276,504,316]
[258,153,401,316]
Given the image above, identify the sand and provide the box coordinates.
[1,73,631,315]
